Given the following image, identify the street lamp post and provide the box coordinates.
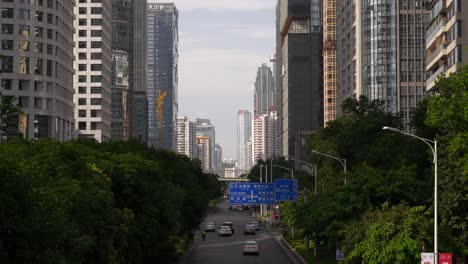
[311,149,347,185]
[383,126,438,264]
[259,164,264,216]
[272,164,294,179]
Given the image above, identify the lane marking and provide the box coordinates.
[195,234,273,248]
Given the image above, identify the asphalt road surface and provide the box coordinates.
[187,201,294,264]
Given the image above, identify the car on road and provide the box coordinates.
[243,225,256,235]
[222,221,234,234]
[236,205,245,212]
[243,241,259,255]
[248,221,260,230]
[217,226,233,237]
[204,222,216,232]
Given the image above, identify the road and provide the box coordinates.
[187,201,294,264]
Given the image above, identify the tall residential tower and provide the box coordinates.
[237,110,252,172]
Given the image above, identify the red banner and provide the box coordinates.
[439,253,453,264]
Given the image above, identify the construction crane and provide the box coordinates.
[156,88,167,144]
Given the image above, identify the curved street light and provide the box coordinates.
[272,164,294,179]
[311,149,347,185]
[383,126,438,263]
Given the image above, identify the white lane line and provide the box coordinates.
[195,234,272,248]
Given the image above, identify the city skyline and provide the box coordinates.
[158,0,277,159]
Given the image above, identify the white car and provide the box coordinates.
[204,222,216,232]
[243,241,259,255]
[217,226,233,236]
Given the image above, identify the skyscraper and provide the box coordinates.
[147,3,178,150]
[176,115,197,159]
[426,0,467,92]
[197,136,212,172]
[323,0,337,125]
[196,118,215,170]
[111,0,148,141]
[254,63,275,116]
[237,110,252,172]
[338,0,430,127]
[0,0,75,141]
[214,144,223,175]
[336,0,362,114]
[74,0,112,142]
[276,0,324,159]
[252,111,277,163]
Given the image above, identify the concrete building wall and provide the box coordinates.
[74,0,113,142]
[0,0,75,141]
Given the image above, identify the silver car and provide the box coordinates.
[204,222,216,232]
[243,241,259,255]
[217,226,233,236]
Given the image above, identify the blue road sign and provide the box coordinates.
[274,179,298,201]
[229,182,275,205]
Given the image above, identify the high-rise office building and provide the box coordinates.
[336,0,362,114]
[0,0,75,141]
[237,110,252,172]
[426,0,467,92]
[176,115,197,158]
[214,144,223,175]
[196,118,215,170]
[252,111,277,163]
[254,63,275,116]
[74,0,112,142]
[111,50,129,140]
[197,136,211,172]
[338,0,430,127]
[276,0,324,159]
[111,0,148,141]
[323,0,337,125]
[147,3,178,150]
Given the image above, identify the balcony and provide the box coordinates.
[426,41,446,65]
[426,19,445,45]
[426,66,446,90]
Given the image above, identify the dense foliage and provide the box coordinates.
[279,66,467,264]
[0,139,222,263]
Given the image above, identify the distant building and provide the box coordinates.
[426,0,468,92]
[214,144,223,175]
[197,136,212,172]
[252,111,277,163]
[176,116,197,158]
[276,0,323,159]
[323,0,337,126]
[237,110,252,172]
[0,0,75,141]
[74,0,113,142]
[147,3,179,150]
[196,118,216,170]
[254,63,275,116]
[111,50,129,140]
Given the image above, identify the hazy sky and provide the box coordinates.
[149,0,277,159]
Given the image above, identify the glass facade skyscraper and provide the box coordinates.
[147,3,178,150]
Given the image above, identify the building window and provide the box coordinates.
[78,122,87,130]
[78,110,86,117]
[90,122,98,130]
[78,64,87,71]
[2,24,14,34]
[19,41,29,52]
[19,25,30,36]
[1,39,13,50]
[19,57,30,74]
[78,75,87,82]
[78,98,86,105]
[90,98,101,105]
[1,79,13,90]
[78,86,86,94]
[1,56,13,72]
[91,64,101,71]
[2,8,14,18]
[19,9,30,20]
